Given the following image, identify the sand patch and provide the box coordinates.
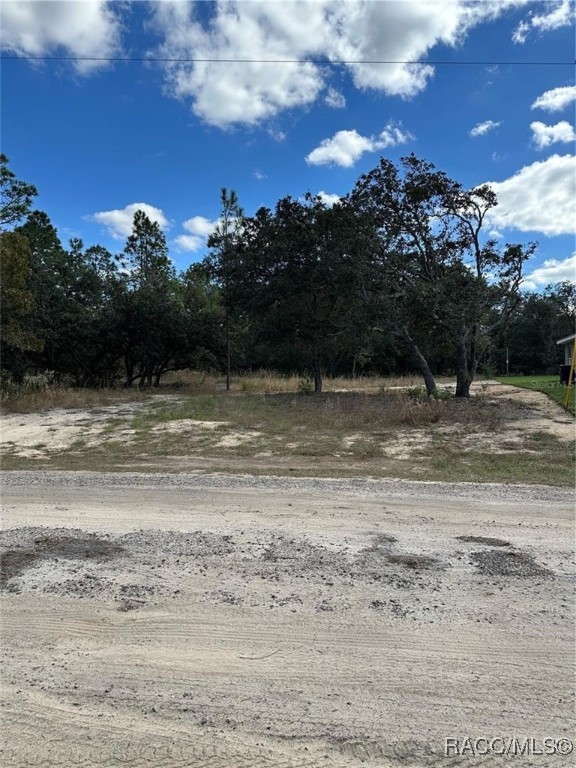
[151,419,229,434]
[216,431,263,448]
[1,402,148,458]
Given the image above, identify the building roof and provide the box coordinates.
[556,333,576,346]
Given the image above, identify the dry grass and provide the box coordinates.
[1,384,151,414]
[130,390,512,434]
[1,370,451,414]
[162,369,449,394]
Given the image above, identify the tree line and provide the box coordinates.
[1,153,573,395]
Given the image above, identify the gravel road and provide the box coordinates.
[2,469,574,502]
[1,471,574,767]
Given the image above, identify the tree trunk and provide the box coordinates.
[352,353,357,380]
[469,324,479,381]
[313,350,323,394]
[225,311,231,391]
[124,355,134,388]
[455,333,471,398]
[398,327,437,397]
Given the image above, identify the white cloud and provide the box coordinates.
[306,122,413,167]
[173,215,220,252]
[325,87,346,109]
[532,85,576,112]
[469,120,501,137]
[530,120,576,149]
[513,0,573,43]
[152,1,324,127]
[317,191,342,207]
[306,130,374,168]
[523,254,576,290]
[183,215,219,237]
[150,0,540,128]
[486,154,576,236]
[253,169,267,180]
[0,0,123,74]
[92,203,169,240]
[173,234,204,253]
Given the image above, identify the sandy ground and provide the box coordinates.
[1,472,574,767]
[1,381,573,465]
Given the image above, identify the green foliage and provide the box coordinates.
[0,232,42,364]
[348,154,533,398]
[123,209,173,288]
[4,206,222,389]
[494,282,575,374]
[207,192,366,392]
[406,386,426,401]
[0,154,37,230]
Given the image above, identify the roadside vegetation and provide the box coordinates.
[1,377,573,486]
[0,370,443,414]
[495,375,575,415]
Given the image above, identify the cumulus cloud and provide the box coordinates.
[173,234,203,253]
[306,122,413,167]
[151,1,324,127]
[530,120,576,149]
[532,85,576,112]
[513,0,573,43]
[174,215,220,252]
[486,154,576,236]
[92,203,169,240]
[183,216,219,238]
[149,0,542,128]
[317,191,342,206]
[522,254,576,290]
[325,87,346,109]
[0,0,123,73]
[469,120,501,137]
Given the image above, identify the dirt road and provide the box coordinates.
[1,472,574,767]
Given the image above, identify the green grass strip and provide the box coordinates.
[495,375,575,416]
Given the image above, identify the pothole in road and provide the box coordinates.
[0,531,125,586]
[456,535,511,547]
[386,553,439,570]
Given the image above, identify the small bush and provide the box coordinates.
[406,386,426,401]
[297,376,315,396]
[433,387,454,401]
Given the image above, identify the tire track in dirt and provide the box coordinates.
[1,474,574,767]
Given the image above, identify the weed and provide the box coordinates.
[297,376,315,395]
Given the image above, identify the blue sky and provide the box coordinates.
[1,0,575,289]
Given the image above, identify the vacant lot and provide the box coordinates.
[1,472,574,768]
[1,380,574,485]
